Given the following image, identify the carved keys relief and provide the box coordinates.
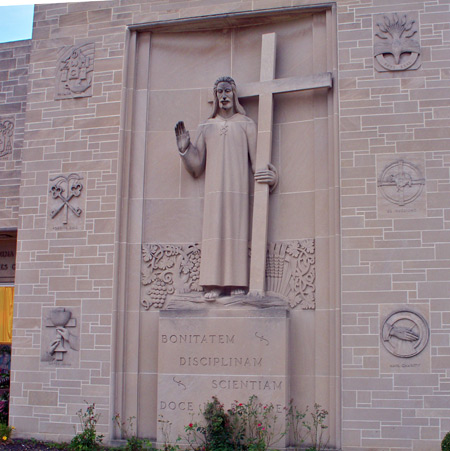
[55,43,94,100]
[47,173,85,231]
[374,13,421,72]
[141,240,315,310]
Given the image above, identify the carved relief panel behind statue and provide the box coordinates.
[373,12,421,72]
[55,43,94,100]
[377,153,426,218]
[141,239,315,310]
[46,173,86,231]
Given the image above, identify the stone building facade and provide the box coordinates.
[0,0,449,450]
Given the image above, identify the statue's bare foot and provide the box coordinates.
[230,288,246,296]
[204,289,221,301]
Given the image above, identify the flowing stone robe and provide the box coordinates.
[180,113,257,288]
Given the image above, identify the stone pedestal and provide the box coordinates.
[157,308,289,447]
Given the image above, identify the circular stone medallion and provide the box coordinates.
[381,310,429,358]
[377,160,425,206]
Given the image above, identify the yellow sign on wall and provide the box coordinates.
[0,287,14,344]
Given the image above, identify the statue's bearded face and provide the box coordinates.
[216,81,234,112]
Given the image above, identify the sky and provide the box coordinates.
[0,5,34,43]
[0,1,107,43]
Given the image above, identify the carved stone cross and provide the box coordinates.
[239,33,333,296]
[45,308,77,361]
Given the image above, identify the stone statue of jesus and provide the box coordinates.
[175,76,277,300]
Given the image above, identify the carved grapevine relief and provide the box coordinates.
[374,13,421,72]
[141,244,202,309]
[0,118,14,158]
[141,240,315,310]
[377,159,425,206]
[55,43,94,99]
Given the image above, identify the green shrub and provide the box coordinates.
[69,402,104,451]
[181,395,281,451]
[176,396,329,451]
[442,431,450,451]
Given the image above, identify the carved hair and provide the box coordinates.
[210,76,246,118]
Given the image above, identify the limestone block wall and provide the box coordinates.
[10,2,124,441]
[339,0,450,450]
[7,0,450,449]
[0,40,30,230]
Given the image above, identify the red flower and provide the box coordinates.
[189,423,193,428]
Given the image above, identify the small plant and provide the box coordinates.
[0,423,14,444]
[158,416,181,451]
[228,395,281,450]
[114,413,155,451]
[442,431,450,451]
[69,402,104,451]
[285,401,329,451]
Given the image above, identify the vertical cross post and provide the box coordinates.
[249,33,277,296]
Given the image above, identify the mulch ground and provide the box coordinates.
[0,440,68,450]
[0,439,119,450]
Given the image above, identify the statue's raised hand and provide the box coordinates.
[175,121,191,154]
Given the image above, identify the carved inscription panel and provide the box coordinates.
[157,309,289,446]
